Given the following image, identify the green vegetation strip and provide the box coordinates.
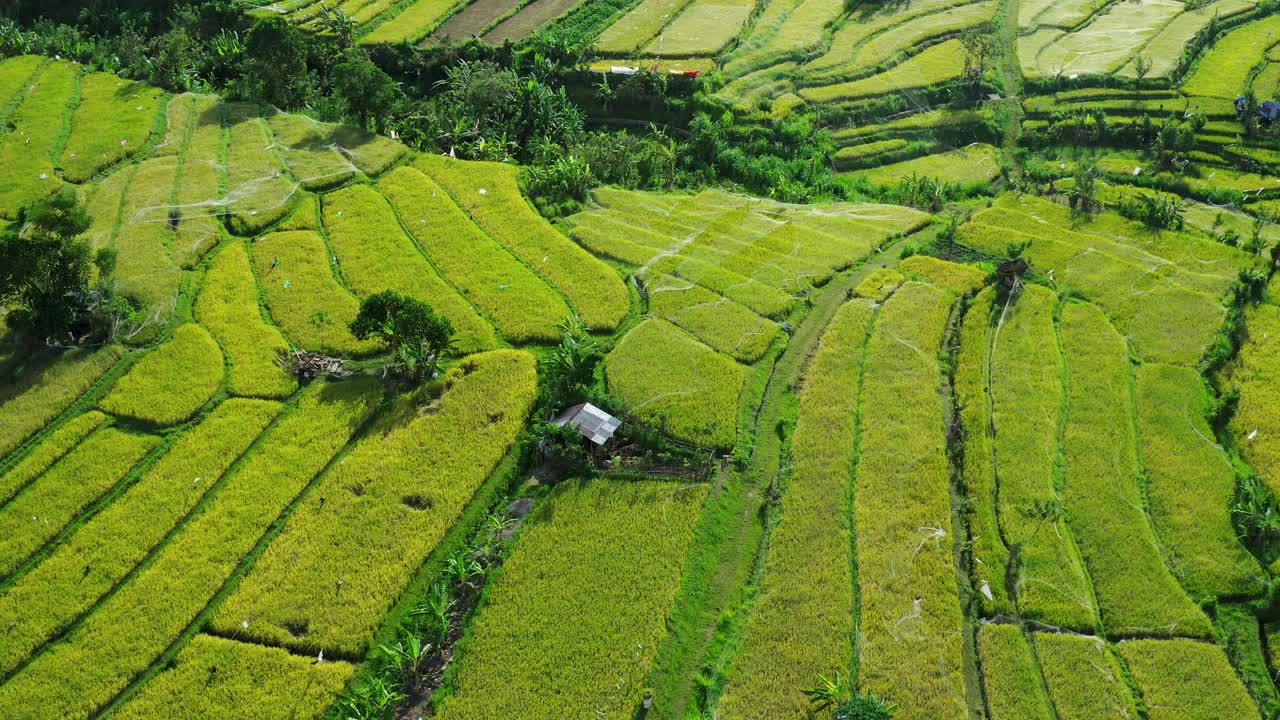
[0,400,280,677]
[1117,638,1260,720]
[605,318,745,449]
[100,324,225,426]
[0,379,380,719]
[416,154,630,331]
[1224,303,1280,499]
[224,111,297,235]
[321,183,497,355]
[0,346,124,461]
[0,60,76,219]
[210,350,537,657]
[112,634,354,720]
[249,230,377,356]
[196,243,297,400]
[379,166,570,344]
[959,194,1247,366]
[1034,633,1138,720]
[0,411,106,506]
[854,282,967,719]
[111,156,184,324]
[1134,364,1261,600]
[957,288,1011,615]
[643,272,781,364]
[1182,13,1280,99]
[1059,302,1210,638]
[58,72,163,183]
[434,479,708,719]
[989,285,1094,631]
[0,427,157,577]
[978,624,1054,720]
[171,95,226,269]
[717,300,874,720]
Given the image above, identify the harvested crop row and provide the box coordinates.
[100,324,224,426]
[112,634,354,720]
[195,243,298,399]
[172,94,226,269]
[359,0,468,44]
[483,0,584,43]
[1135,363,1262,600]
[321,183,497,355]
[431,0,523,41]
[854,282,966,719]
[978,624,1054,719]
[249,230,378,356]
[1117,638,1260,720]
[210,350,537,656]
[379,166,570,344]
[955,289,1011,615]
[0,399,280,677]
[641,0,754,57]
[111,156,184,328]
[0,379,380,719]
[1033,633,1138,720]
[643,272,781,363]
[0,346,123,459]
[801,40,965,104]
[416,154,630,331]
[0,411,106,506]
[1059,302,1211,638]
[225,109,297,235]
[595,0,693,53]
[435,478,708,720]
[1223,303,1280,500]
[0,426,157,578]
[989,284,1095,632]
[605,319,745,449]
[0,60,76,219]
[717,300,875,720]
[58,72,163,183]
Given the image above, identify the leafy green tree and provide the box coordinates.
[0,190,125,343]
[333,51,399,132]
[350,290,453,382]
[243,16,310,107]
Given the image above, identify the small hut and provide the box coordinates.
[551,403,621,446]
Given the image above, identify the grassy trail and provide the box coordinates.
[647,229,937,720]
[997,0,1024,169]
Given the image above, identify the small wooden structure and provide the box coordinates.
[551,403,621,446]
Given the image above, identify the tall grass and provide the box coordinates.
[0,379,380,719]
[100,324,224,426]
[210,350,537,657]
[1117,638,1260,720]
[196,243,297,399]
[978,624,1054,720]
[1059,302,1211,638]
[854,282,967,719]
[717,300,874,720]
[0,399,280,676]
[0,426,157,577]
[1033,633,1137,720]
[112,634,355,720]
[435,479,708,720]
[58,73,163,183]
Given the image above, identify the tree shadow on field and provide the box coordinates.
[526,477,706,528]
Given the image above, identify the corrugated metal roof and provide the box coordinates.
[551,403,622,445]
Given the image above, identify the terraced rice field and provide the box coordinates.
[8,4,1280,717]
